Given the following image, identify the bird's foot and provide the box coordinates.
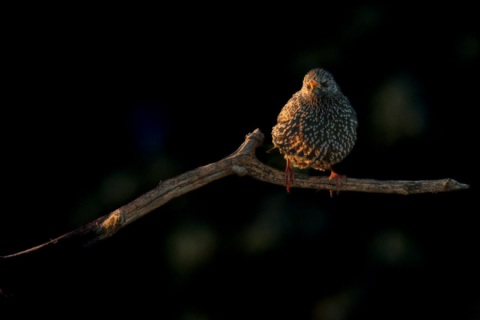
[285,159,295,193]
[329,167,347,197]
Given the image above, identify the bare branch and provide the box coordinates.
[0,128,468,259]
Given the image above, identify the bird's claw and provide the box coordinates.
[329,168,347,197]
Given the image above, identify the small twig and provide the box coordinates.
[0,128,468,259]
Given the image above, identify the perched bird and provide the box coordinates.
[270,68,358,195]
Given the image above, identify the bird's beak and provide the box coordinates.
[310,80,321,89]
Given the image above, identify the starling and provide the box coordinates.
[270,68,358,195]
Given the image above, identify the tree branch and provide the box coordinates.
[1,128,469,259]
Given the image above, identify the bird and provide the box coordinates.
[269,68,358,196]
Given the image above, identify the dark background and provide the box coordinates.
[1,5,478,319]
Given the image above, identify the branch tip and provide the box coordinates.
[445,178,469,191]
[246,129,264,142]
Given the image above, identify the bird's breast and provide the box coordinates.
[272,102,357,169]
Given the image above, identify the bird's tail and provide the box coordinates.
[266,146,279,153]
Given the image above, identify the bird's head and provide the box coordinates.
[301,68,339,97]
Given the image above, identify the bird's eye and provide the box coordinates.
[321,81,328,87]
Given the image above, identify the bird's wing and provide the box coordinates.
[273,103,320,162]
[277,92,301,124]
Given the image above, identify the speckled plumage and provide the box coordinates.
[272,68,358,173]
